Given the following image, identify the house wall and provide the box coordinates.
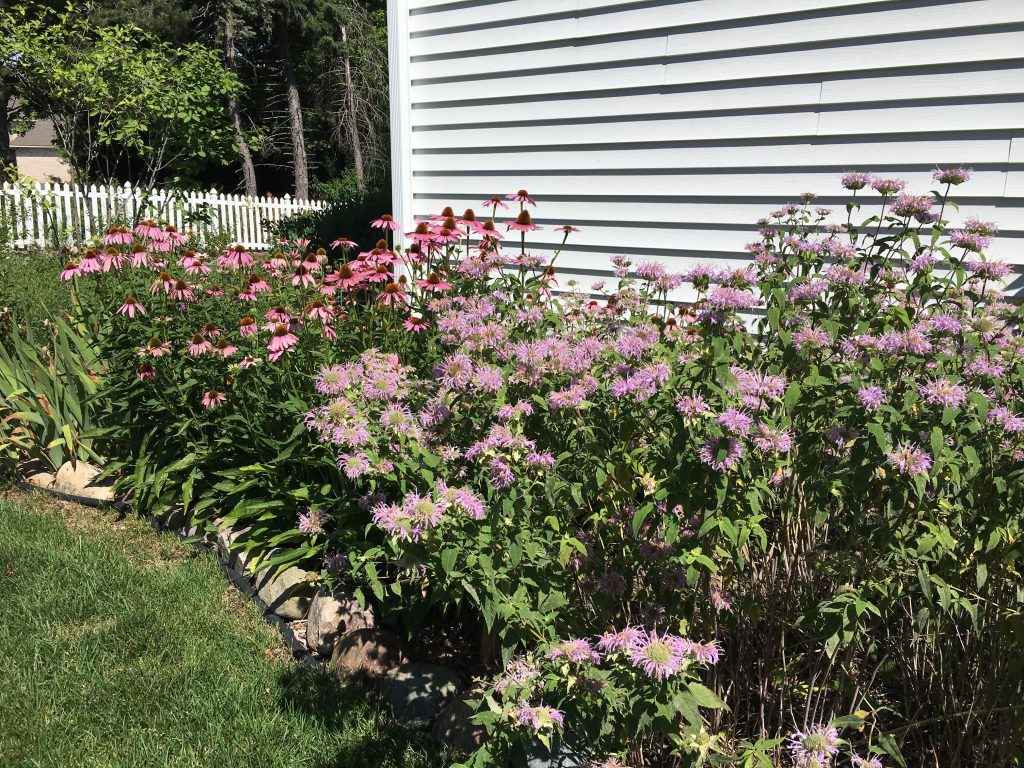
[389,0,1024,298]
[14,148,72,183]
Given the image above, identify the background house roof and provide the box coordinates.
[10,118,58,149]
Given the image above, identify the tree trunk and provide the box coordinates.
[278,22,308,200]
[0,84,14,176]
[340,25,365,190]
[224,1,258,197]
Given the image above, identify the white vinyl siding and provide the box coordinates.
[388,0,1024,298]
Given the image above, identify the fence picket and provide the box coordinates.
[0,182,324,250]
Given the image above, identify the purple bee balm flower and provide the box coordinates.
[297,507,328,535]
[786,724,841,768]
[707,286,758,310]
[889,193,934,218]
[515,705,564,730]
[948,230,991,252]
[842,172,872,190]
[437,353,475,389]
[628,630,690,679]
[964,259,1011,280]
[548,639,601,664]
[752,425,793,453]
[887,443,932,477]
[932,166,972,185]
[793,326,832,350]
[964,216,998,236]
[717,407,753,436]
[699,435,744,471]
[851,755,885,768]
[676,394,711,417]
[488,457,515,489]
[316,364,351,394]
[871,176,906,195]
[857,386,887,412]
[597,626,646,653]
[338,451,372,479]
[919,379,967,409]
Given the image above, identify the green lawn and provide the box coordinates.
[0,488,446,768]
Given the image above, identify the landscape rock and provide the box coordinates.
[431,698,486,752]
[185,523,215,547]
[216,525,251,570]
[524,738,587,768]
[330,628,406,682]
[306,589,376,657]
[53,461,114,501]
[256,566,314,620]
[24,471,56,490]
[381,663,463,729]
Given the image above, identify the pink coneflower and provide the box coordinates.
[151,271,175,294]
[370,214,400,231]
[163,225,188,246]
[168,279,195,302]
[555,224,580,234]
[507,210,542,232]
[246,272,271,293]
[268,324,298,359]
[377,282,409,306]
[505,189,536,206]
[215,338,238,357]
[79,249,102,273]
[219,244,253,270]
[363,264,392,284]
[291,264,316,287]
[239,317,258,337]
[477,219,505,240]
[183,256,210,276]
[135,219,163,240]
[265,305,292,324]
[201,390,226,410]
[117,296,146,318]
[202,322,223,340]
[481,195,509,210]
[329,236,358,250]
[416,272,452,293]
[137,362,156,382]
[403,315,429,333]
[140,337,172,357]
[59,261,83,281]
[129,243,150,267]
[188,334,213,356]
[334,262,365,290]
[304,300,333,323]
[406,221,435,243]
[103,226,132,245]
[101,247,129,272]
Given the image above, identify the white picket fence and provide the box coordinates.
[0,181,328,250]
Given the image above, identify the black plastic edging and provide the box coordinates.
[15,480,322,669]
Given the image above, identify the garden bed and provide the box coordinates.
[2,172,1022,767]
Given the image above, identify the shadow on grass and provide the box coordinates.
[275,664,448,768]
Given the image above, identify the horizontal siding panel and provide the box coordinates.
[409,2,1020,66]
[411,104,1023,149]
[411,70,1024,125]
[410,33,1023,102]
[411,140,1016,170]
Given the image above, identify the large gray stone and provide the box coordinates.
[431,698,486,752]
[382,663,464,729]
[53,461,114,501]
[216,525,251,570]
[330,628,406,682]
[256,566,314,620]
[306,589,375,657]
[524,737,587,768]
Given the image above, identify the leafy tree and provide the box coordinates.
[1,3,242,190]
